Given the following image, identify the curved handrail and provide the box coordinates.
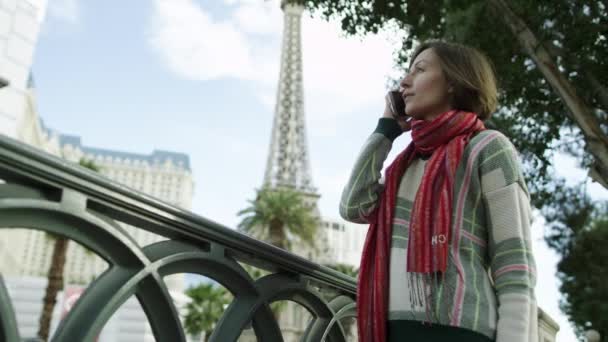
[0,134,357,342]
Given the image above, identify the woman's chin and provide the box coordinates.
[406,109,444,121]
[405,111,424,120]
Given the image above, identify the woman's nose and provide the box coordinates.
[400,75,411,90]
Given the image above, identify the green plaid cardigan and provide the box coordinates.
[340,119,538,342]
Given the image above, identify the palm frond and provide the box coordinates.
[237,187,319,250]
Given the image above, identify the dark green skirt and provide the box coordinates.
[387,320,494,342]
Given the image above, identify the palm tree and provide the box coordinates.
[37,158,100,341]
[318,263,358,304]
[237,187,319,251]
[321,263,359,339]
[326,263,359,279]
[183,283,231,342]
[237,187,319,322]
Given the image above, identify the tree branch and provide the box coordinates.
[488,0,608,189]
[546,41,608,114]
[584,70,608,114]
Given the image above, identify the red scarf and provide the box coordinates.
[357,110,485,342]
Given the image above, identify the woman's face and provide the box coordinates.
[400,48,453,121]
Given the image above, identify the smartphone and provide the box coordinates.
[388,90,406,118]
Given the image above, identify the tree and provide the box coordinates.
[237,186,319,251]
[556,208,608,340]
[538,182,607,340]
[183,283,232,342]
[37,158,100,341]
[321,263,358,339]
[325,263,359,279]
[295,0,608,206]
[237,186,319,321]
[77,158,101,172]
[542,182,595,255]
[319,263,358,302]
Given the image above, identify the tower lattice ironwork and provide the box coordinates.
[262,1,319,206]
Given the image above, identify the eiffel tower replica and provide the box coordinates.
[263,1,320,213]
[259,2,330,339]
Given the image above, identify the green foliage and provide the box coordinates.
[534,175,608,338]
[542,182,595,254]
[538,183,607,338]
[325,263,359,279]
[297,0,608,208]
[237,186,319,250]
[237,187,319,318]
[557,210,608,340]
[78,158,101,172]
[321,263,358,304]
[183,283,232,340]
[238,263,287,316]
[240,263,272,280]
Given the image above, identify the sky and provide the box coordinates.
[31,0,607,341]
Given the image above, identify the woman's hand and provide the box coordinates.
[383,93,412,132]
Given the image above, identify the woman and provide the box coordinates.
[340,41,537,342]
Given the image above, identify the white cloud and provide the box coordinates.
[302,18,399,110]
[47,0,80,24]
[223,0,262,5]
[233,1,282,35]
[255,89,276,109]
[148,0,256,80]
[147,0,404,118]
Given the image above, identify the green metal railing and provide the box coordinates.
[0,134,357,342]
